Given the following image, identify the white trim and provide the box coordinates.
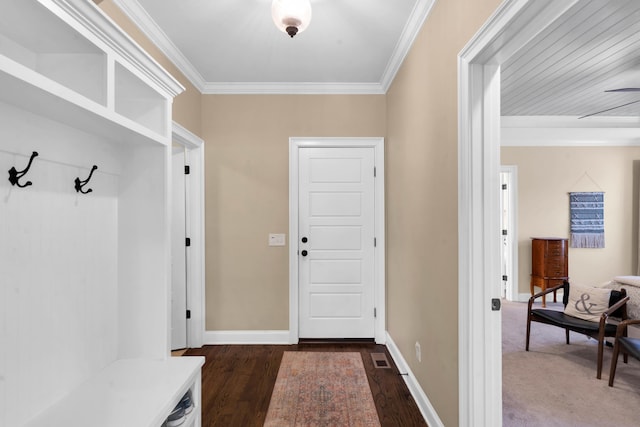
[172,122,205,349]
[288,137,386,345]
[385,333,444,427]
[111,0,206,93]
[458,1,579,425]
[204,330,290,345]
[502,115,640,146]
[380,0,436,92]
[202,82,385,95]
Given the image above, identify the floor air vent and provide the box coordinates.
[371,353,391,369]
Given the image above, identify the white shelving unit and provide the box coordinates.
[0,1,204,426]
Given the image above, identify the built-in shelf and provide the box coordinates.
[0,1,199,426]
[115,61,167,136]
[24,358,204,427]
[0,0,107,105]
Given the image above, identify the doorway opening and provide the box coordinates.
[170,122,205,350]
[458,1,577,424]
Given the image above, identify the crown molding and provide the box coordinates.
[380,0,436,92]
[202,81,386,95]
[112,0,206,92]
[501,115,640,146]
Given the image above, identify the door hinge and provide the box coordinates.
[374,237,377,247]
[185,237,191,247]
[185,165,190,175]
[502,275,508,281]
[502,183,507,190]
[186,310,191,319]
[502,229,508,236]
[374,167,376,177]
[374,307,377,318]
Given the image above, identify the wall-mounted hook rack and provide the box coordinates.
[75,165,98,194]
[8,151,38,188]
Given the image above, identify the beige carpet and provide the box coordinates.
[503,299,640,426]
[264,351,381,427]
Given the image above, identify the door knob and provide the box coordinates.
[301,250,308,257]
[301,237,308,243]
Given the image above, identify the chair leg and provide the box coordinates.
[565,329,570,345]
[609,340,621,387]
[597,338,604,379]
[526,316,531,351]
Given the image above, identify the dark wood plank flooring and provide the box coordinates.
[184,343,428,427]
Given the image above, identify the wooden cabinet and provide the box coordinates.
[530,237,569,307]
[1,1,203,426]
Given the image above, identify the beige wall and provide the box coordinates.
[385,0,502,425]
[97,1,203,137]
[202,95,386,330]
[502,146,640,295]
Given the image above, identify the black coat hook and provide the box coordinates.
[75,165,98,194]
[8,151,38,188]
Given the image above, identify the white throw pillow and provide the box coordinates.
[564,284,612,322]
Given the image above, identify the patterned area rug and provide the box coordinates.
[264,352,381,427]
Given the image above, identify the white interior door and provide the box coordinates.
[500,166,518,301]
[298,147,376,338]
[171,146,187,350]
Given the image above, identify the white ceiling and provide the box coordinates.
[114,0,435,94]
[502,0,640,119]
[113,0,640,119]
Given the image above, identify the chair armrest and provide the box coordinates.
[601,295,630,330]
[614,318,640,338]
[528,283,566,312]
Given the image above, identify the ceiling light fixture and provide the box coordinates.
[271,0,312,38]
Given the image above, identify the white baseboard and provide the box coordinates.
[204,330,290,345]
[385,332,444,427]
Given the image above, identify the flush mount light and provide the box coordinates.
[271,0,312,38]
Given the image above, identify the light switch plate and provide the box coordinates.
[269,233,286,246]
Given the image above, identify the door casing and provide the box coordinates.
[289,137,385,344]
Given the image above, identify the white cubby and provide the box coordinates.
[0,1,203,426]
[0,0,106,105]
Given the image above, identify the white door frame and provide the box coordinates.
[500,165,518,302]
[458,0,578,425]
[289,137,385,344]
[172,121,205,348]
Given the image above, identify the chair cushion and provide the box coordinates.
[564,284,612,322]
[619,337,640,361]
[532,309,617,334]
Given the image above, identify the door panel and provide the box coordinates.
[298,147,375,338]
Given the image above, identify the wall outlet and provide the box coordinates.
[415,341,421,362]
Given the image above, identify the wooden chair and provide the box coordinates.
[608,319,640,387]
[526,281,629,379]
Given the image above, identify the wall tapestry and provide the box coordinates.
[569,191,604,248]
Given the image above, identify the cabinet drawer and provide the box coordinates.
[546,241,566,255]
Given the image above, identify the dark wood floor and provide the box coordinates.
[184,343,428,427]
